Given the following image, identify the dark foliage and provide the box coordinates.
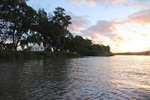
[0,0,113,56]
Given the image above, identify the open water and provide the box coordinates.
[0,55,150,99]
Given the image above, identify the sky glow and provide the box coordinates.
[27,0,150,52]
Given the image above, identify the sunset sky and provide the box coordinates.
[27,0,150,53]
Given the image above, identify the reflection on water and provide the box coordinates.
[0,56,150,99]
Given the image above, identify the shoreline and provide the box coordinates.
[0,50,114,60]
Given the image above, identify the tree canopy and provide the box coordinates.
[0,0,113,56]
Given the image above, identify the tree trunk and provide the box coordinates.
[15,31,22,50]
[54,36,61,52]
[61,36,65,52]
[12,29,15,50]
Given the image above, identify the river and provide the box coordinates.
[0,55,150,99]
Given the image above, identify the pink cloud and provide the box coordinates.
[126,9,150,24]
[81,20,123,43]
[64,0,150,8]
[109,34,124,42]
[81,20,116,35]
[67,12,89,31]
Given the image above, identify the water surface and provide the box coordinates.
[0,56,150,99]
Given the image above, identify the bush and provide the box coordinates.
[0,50,80,60]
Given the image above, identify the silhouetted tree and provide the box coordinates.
[0,0,36,50]
[52,7,71,52]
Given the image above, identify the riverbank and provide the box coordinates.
[0,50,114,60]
[0,50,80,60]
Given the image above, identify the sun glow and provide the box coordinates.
[111,23,150,52]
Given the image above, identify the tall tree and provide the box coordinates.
[35,9,54,51]
[52,7,71,52]
[0,0,36,50]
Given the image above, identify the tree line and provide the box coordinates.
[0,0,113,56]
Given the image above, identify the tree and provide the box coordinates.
[64,32,74,52]
[0,0,36,50]
[35,9,55,51]
[52,7,71,52]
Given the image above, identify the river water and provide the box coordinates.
[0,55,150,100]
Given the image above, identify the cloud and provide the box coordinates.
[126,9,150,24]
[70,8,150,49]
[109,34,124,42]
[67,12,89,32]
[81,21,116,36]
[81,20,123,43]
[64,0,150,8]
[140,33,147,36]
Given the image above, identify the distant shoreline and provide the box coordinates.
[115,51,150,55]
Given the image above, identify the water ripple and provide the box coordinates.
[0,56,150,99]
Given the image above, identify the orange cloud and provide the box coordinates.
[72,25,80,30]
[80,20,124,45]
[109,23,118,31]
[67,12,89,32]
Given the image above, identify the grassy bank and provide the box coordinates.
[0,50,114,60]
[0,50,80,60]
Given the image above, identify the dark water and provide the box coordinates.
[0,56,150,100]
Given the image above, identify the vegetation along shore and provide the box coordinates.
[0,0,113,59]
